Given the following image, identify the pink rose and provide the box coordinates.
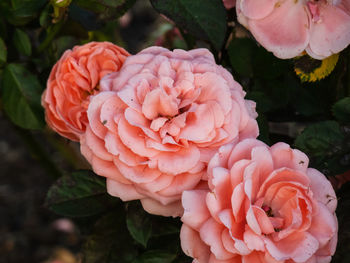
[236,0,350,59]
[180,138,338,262]
[42,42,130,141]
[80,47,259,217]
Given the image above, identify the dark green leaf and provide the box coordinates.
[126,201,152,248]
[294,121,349,175]
[253,46,290,79]
[46,170,119,217]
[333,97,350,123]
[250,74,299,113]
[13,29,32,56]
[2,64,44,129]
[0,37,7,65]
[246,91,274,113]
[292,79,331,118]
[83,211,138,263]
[150,0,227,50]
[151,216,180,237]
[293,87,327,117]
[132,250,176,263]
[5,0,47,26]
[295,121,344,156]
[228,38,255,77]
[69,4,102,31]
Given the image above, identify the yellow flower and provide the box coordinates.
[294,53,339,82]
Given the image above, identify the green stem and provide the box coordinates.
[14,126,62,179]
[37,20,64,54]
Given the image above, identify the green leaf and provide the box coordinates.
[295,121,344,156]
[132,250,176,263]
[5,0,47,26]
[0,37,7,65]
[246,91,274,113]
[151,216,180,237]
[333,97,350,123]
[46,170,119,217]
[2,64,44,130]
[13,29,32,56]
[83,211,138,263]
[126,201,152,248]
[69,4,102,31]
[150,0,227,50]
[253,46,290,79]
[228,38,255,77]
[294,121,349,175]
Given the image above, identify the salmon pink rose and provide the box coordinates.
[236,0,350,59]
[42,41,130,141]
[180,138,338,262]
[80,47,259,217]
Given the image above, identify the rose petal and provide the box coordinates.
[90,156,130,184]
[106,178,144,201]
[118,117,159,158]
[308,202,337,247]
[270,142,309,172]
[87,92,117,138]
[142,88,178,120]
[181,190,211,230]
[158,171,203,197]
[199,218,234,260]
[248,0,310,58]
[141,198,183,217]
[264,232,319,262]
[156,145,200,175]
[180,224,210,262]
[228,139,266,168]
[308,5,350,58]
[243,228,265,252]
[179,102,216,142]
[84,126,112,161]
[240,0,277,20]
[307,168,337,213]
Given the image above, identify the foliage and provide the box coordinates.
[0,0,350,262]
[46,170,119,217]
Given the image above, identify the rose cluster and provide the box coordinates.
[42,36,338,262]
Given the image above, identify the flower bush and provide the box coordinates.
[80,46,258,216]
[181,139,338,263]
[1,0,349,262]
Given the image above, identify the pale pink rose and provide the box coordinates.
[223,0,236,9]
[236,0,350,59]
[42,42,130,141]
[80,47,259,217]
[180,138,338,262]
